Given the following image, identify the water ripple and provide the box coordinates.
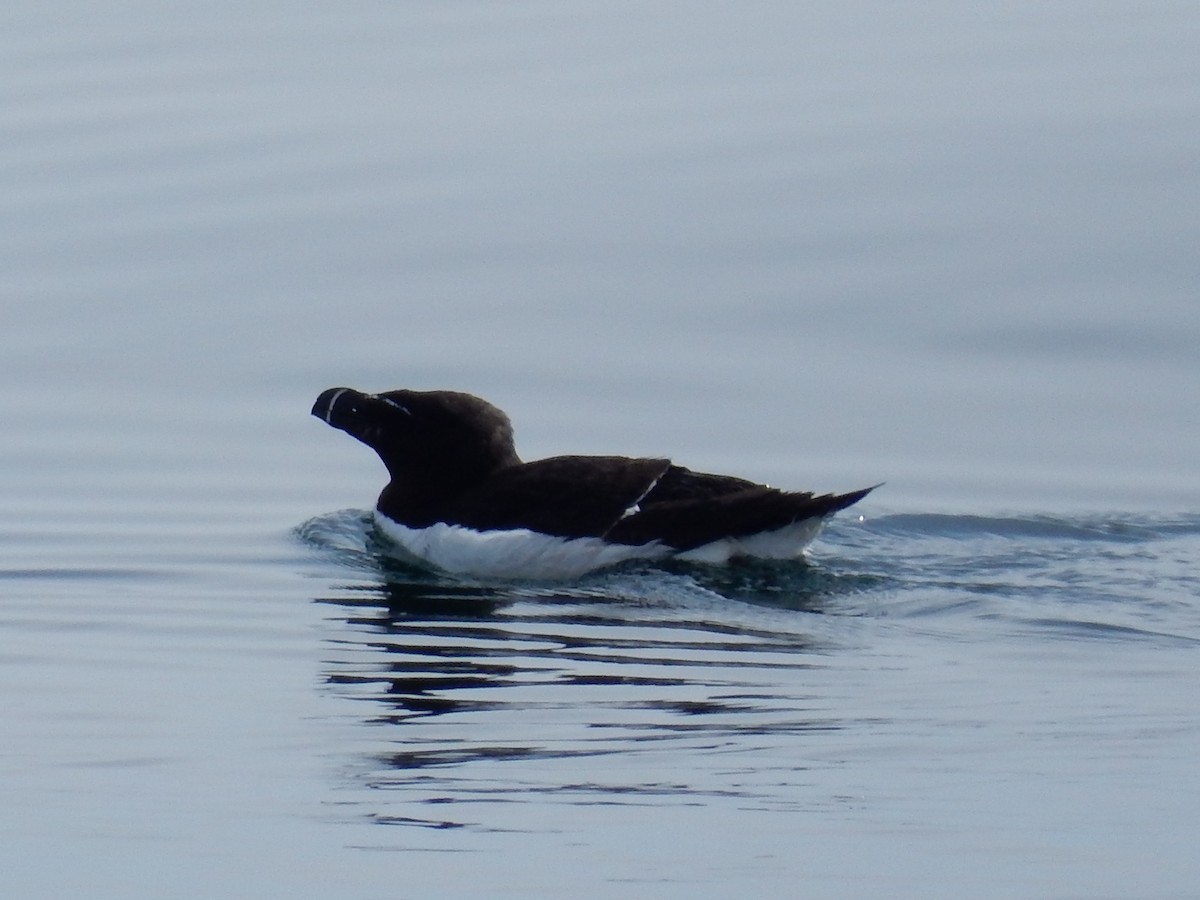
[298,505,1200,831]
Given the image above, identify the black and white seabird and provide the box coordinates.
[312,387,875,580]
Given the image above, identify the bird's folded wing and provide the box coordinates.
[608,481,877,550]
[446,456,672,539]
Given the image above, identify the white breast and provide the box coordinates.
[373,512,670,580]
[372,511,827,581]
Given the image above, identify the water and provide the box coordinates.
[4,2,1199,897]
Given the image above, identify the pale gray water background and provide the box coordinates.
[3,2,1199,897]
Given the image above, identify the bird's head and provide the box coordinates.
[311,387,519,485]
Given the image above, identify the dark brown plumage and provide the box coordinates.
[312,386,874,554]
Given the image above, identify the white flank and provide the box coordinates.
[675,517,826,564]
[373,512,669,580]
[374,511,829,580]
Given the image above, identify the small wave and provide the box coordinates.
[0,566,161,581]
[294,508,374,553]
[855,512,1200,543]
[294,509,423,577]
[1005,615,1200,647]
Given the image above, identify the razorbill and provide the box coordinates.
[312,387,875,580]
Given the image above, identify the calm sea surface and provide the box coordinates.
[3,2,1199,897]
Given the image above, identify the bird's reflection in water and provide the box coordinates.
[300,502,872,828]
[316,561,855,760]
[296,439,887,830]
